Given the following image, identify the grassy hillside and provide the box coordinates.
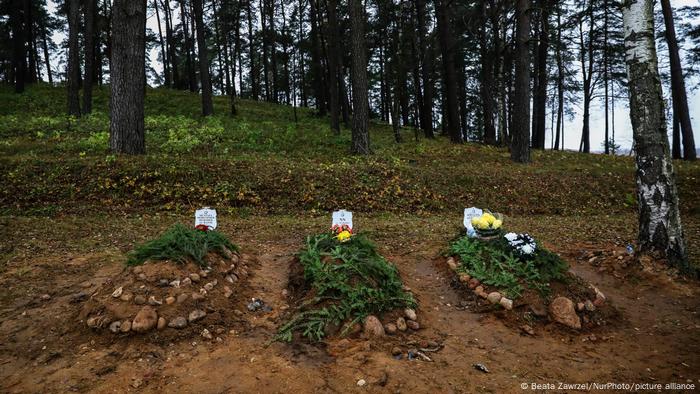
[1,84,699,219]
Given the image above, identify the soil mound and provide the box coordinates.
[79,249,255,342]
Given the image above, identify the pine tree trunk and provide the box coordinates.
[180,0,196,92]
[110,0,146,155]
[83,0,96,114]
[67,0,81,116]
[162,0,180,88]
[660,0,696,161]
[349,0,369,154]
[247,0,258,99]
[153,0,170,87]
[435,0,461,143]
[533,0,548,150]
[479,2,495,145]
[268,0,278,102]
[603,0,609,154]
[24,0,38,84]
[415,0,433,138]
[623,0,688,270]
[40,21,53,84]
[11,0,26,93]
[511,0,530,163]
[193,0,214,115]
[672,112,681,159]
[309,0,326,115]
[327,0,341,134]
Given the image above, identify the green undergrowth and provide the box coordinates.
[449,234,568,299]
[126,223,238,267]
[1,85,700,218]
[276,231,415,342]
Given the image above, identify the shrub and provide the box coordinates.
[126,223,238,266]
[276,231,415,342]
[449,234,568,299]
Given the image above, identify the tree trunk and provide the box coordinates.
[416,0,433,138]
[162,0,180,88]
[153,0,170,87]
[24,0,38,84]
[623,0,688,270]
[435,0,461,143]
[180,0,197,92]
[40,20,53,84]
[672,112,681,159]
[327,0,341,134]
[193,0,214,115]
[479,2,495,145]
[10,0,26,93]
[511,0,530,163]
[309,0,326,114]
[83,0,96,114]
[110,0,146,155]
[532,0,548,149]
[603,0,609,154]
[660,0,696,161]
[247,0,258,99]
[67,0,81,116]
[268,0,278,102]
[349,0,369,154]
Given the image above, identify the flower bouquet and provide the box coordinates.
[331,224,353,243]
[504,232,537,257]
[470,212,503,237]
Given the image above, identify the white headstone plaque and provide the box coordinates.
[332,210,353,229]
[463,207,483,230]
[195,207,217,230]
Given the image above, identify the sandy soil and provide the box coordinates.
[1,224,699,393]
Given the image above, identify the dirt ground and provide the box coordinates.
[0,214,699,393]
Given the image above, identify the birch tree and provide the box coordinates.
[622,0,688,271]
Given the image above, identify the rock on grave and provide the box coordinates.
[132,306,158,333]
[133,295,146,305]
[396,317,407,331]
[404,308,417,321]
[363,315,385,338]
[384,323,398,335]
[168,316,188,329]
[188,309,207,323]
[446,257,458,270]
[549,297,581,330]
[499,297,513,310]
[120,320,132,333]
[109,321,122,333]
[406,320,420,330]
[201,329,213,340]
[157,317,167,330]
[487,292,502,304]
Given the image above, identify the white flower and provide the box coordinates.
[521,244,535,255]
[504,233,517,241]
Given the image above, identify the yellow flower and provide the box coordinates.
[477,218,490,229]
[471,217,480,226]
[483,213,496,225]
[493,219,502,229]
[337,230,352,242]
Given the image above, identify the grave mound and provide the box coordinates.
[79,224,255,341]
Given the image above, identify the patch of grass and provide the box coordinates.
[126,223,238,266]
[276,231,415,342]
[1,86,699,218]
[449,234,568,299]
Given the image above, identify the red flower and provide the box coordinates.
[195,224,209,232]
